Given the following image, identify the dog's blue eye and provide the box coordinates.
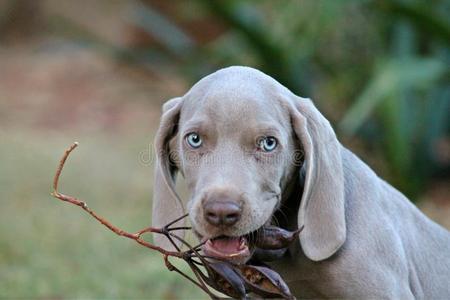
[258,136,277,152]
[186,132,202,148]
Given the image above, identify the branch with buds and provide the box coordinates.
[51,142,297,299]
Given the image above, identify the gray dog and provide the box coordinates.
[152,66,450,299]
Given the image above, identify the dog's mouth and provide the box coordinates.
[203,235,251,261]
[199,224,300,264]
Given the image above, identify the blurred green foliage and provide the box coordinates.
[130,0,449,200]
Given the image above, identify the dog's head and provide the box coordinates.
[152,66,345,262]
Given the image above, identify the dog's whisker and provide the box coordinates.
[271,214,280,227]
[275,204,289,224]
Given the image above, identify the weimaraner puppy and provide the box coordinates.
[152,66,450,299]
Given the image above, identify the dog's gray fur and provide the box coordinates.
[152,66,450,299]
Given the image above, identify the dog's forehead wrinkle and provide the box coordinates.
[180,115,213,136]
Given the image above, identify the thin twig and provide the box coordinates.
[164,213,189,228]
[163,255,207,292]
[167,226,192,231]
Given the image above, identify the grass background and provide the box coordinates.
[0,131,207,299]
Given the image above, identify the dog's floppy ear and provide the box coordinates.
[289,96,346,261]
[152,97,184,250]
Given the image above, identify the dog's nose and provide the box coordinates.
[204,201,241,226]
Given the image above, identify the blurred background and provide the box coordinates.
[0,0,448,298]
